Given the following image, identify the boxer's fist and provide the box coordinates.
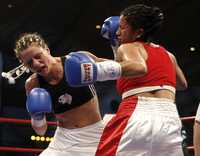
[26,88,52,120]
[65,52,121,87]
[101,16,119,47]
[65,52,98,87]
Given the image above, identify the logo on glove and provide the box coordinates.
[81,63,93,83]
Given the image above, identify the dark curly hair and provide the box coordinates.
[121,4,164,41]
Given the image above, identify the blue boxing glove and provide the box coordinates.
[101,16,120,59]
[101,16,119,47]
[65,52,121,87]
[26,88,52,121]
[65,52,98,87]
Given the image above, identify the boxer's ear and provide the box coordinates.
[46,48,50,54]
[135,28,144,39]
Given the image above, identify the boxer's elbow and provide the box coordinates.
[138,63,148,76]
[132,64,147,77]
[176,80,188,91]
[176,75,188,91]
[122,62,147,77]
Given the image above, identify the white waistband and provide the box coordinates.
[122,85,175,99]
[57,120,104,133]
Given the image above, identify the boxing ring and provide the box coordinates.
[0,116,195,153]
[0,117,57,153]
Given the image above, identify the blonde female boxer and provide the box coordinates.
[13,33,106,156]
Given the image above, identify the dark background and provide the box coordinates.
[0,0,199,155]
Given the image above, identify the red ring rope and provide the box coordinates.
[181,116,195,121]
[0,145,194,152]
[187,146,194,150]
[0,146,43,153]
[0,116,195,152]
[0,117,57,125]
[0,116,195,124]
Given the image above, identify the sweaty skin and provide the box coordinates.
[20,46,102,135]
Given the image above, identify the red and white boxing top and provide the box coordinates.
[117,42,176,99]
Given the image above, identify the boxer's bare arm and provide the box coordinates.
[76,51,108,62]
[168,52,187,90]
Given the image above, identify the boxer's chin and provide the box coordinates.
[38,66,48,76]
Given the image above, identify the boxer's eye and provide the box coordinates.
[26,59,33,68]
[24,52,43,68]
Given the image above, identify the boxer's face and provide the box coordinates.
[117,15,142,44]
[19,45,50,76]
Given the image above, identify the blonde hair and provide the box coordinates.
[14,32,48,58]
